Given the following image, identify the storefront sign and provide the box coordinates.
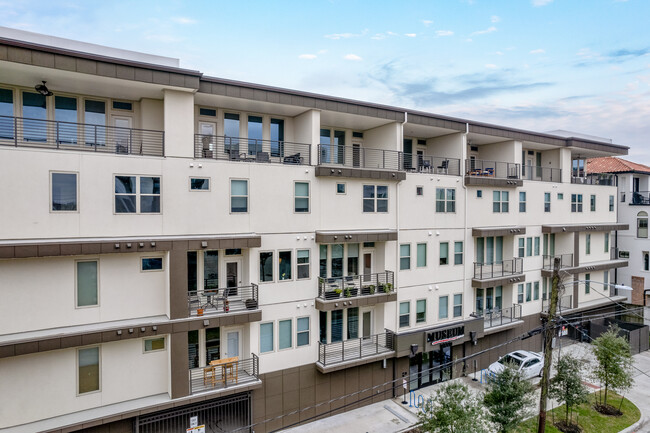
[426,325,465,346]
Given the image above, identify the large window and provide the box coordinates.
[297,317,310,346]
[493,191,509,213]
[571,194,583,212]
[363,185,388,213]
[417,243,427,267]
[544,192,551,213]
[55,96,78,144]
[518,284,524,303]
[78,347,100,394]
[518,238,525,258]
[84,100,106,146]
[260,323,274,353]
[279,319,292,350]
[230,179,248,213]
[294,182,310,213]
[439,296,448,319]
[114,175,160,214]
[416,299,426,323]
[454,242,463,265]
[526,282,532,302]
[260,252,273,282]
[399,302,410,327]
[586,234,591,255]
[609,195,615,212]
[439,242,449,265]
[436,188,456,213]
[585,273,591,294]
[76,260,98,307]
[400,244,411,270]
[319,129,345,164]
[297,249,310,279]
[224,113,240,153]
[590,194,596,212]
[534,281,540,301]
[476,237,503,264]
[0,88,14,139]
[534,237,540,256]
[519,191,526,212]
[347,307,359,339]
[270,118,284,157]
[331,310,343,342]
[453,294,462,318]
[51,172,78,211]
[319,244,360,278]
[638,212,648,238]
[22,91,47,142]
[247,115,263,155]
[279,250,292,280]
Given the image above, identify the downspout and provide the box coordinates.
[461,123,470,373]
[614,174,619,285]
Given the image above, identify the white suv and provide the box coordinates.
[487,350,544,380]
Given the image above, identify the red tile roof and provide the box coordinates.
[587,157,650,175]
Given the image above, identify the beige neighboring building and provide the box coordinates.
[0,28,632,433]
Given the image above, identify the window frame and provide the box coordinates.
[454,241,463,265]
[278,250,293,281]
[259,251,274,283]
[75,259,99,309]
[586,234,591,255]
[493,190,509,213]
[260,322,274,354]
[453,294,462,318]
[571,194,583,212]
[544,192,551,213]
[362,184,389,213]
[336,182,346,195]
[230,178,249,214]
[439,242,449,265]
[400,244,411,270]
[416,185,424,196]
[113,174,161,214]
[50,171,79,213]
[609,195,615,212]
[141,256,164,272]
[637,212,648,239]
[143,337,166,353]
[278,319,293,351]
[416,243,427,268]
[189,177,211,192]
[297,249,310,280]
[294,181,310,213]
[435,188,456,213]
[519,191,526,213]
[77,346,101,395]
[439,295,449,319]
[416,299,427,323]
[590,194,596,212]
[297,316,310,347]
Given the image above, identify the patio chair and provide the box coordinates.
[256,151,270,163]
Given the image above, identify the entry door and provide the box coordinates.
[352,143,361,167]
[362,310,372,338]
[113,116,132,153]
[526,158,534,180]
[363,252,372,283]
[199,122,216,156]
[634,177,640,193]
[225,259,242,297]
[224,330,241,359]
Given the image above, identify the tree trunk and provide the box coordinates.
[566,403,570,425]
[619,395,625,413]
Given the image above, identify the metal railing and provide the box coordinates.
[542,254,574,270]
[474,305,522,329]
[0,115,164,156]
[542,294,573,312]
[465,159,520,179]
[571,173,616,186]
[318,271,395,300]
[473,258,523,280]
[628,191,650,205]
[189,354,259,395]
[188,284,258,316]
[403,154,461,176]
[522,166,562,183]
[195,134,311,165]
[317,144,403,171]
[317,330,394,366]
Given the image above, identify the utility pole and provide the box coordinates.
[537,257,560,433]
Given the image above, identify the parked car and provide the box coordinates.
[487,350,544,380]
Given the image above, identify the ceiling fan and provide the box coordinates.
[35,81,53,97]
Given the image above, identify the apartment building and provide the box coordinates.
[588,157,650,305]
[0,28,631,433]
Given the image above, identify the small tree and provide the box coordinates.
[483,362,536,433]
[549,354,589,426]
[417,381,489,433]
[591,324,634,410]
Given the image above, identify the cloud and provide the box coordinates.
[531,0,553,6]
[422,20,433,27]
[298,54,317,60]
[436,30,454,37]
[495,51,504,55]
[470,26,497,36]
[344,54,363,61]
[324,30,367,40]
[530,49,546,54]
[171,17,196,25]
[575,46,650,67]
[485,64,498,69]
[144,34,183,43]
[405,33,417,37]
[608,47,650,58]
[491,15,501,23]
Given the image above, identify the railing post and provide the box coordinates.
[14,117,18,147]
[341,340,345,362]
[94,126,97,151]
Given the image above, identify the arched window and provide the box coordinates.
[638,211,648,238]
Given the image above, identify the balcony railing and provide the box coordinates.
[189,354,259,395]
[542,254,574,270]
[473,258,523,280]
[522,166,562,183]
[0,115,164,156]
[465,159,521,179]
[629,191,650,205]
[571,174,616,186]
[188,284,259,317]
[317,144,403,171]
[195,134,311,165]
[542,294,573,313]
[318,331,394,366]
[403,154,461,176]
[474,305,522,329]
[318,271,395,300]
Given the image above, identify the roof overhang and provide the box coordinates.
[315,229,397,243]
[541,223,629,234]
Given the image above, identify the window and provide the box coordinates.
[543,278,548,301]
[199,107,216,117]
[347,243,359,275]
[571,194,583,212]
[363,185,388,213]
[22,91,46,142]
[331,310,343,342]
[416,186,423,196]
[77,261,98,307]
[544,192,551,212]
[526,282,532,302]
[439,242,449,265]
[399,302,410,327]
[297,317,310,346]
[114,175,161,213]
[190,178,210,191]
[279,320,292,350]
[204,251,218,289]
[590,194,596,211]
[518,238,525,258]
[113,100,133,111]
[526,237,533,257]
[619,250,630,259]
[248,115,263,155]
[78,347,100,394]
[439,296,448,319]
[270,118,284,156]
[609,195,615,212]
[400,244,411,270]
[416,243,427,267]
[144,337,165,352]
[493,191,509,213]
[141,257,163,271]
[558,193,564,200]
[260,323,274,353]
[347,308,359,339]
[224,113,240,152]
[294,182,310,213]
[225,249,241,255]
[477,190,483,198]
[519,191,526,212]
[230,179,248,213]
[279,250,292,280]
[297,249,310,279]
[586,234,591,255]
[260,252,273,282]
[638,212,648,238]
[644,252,649,271]
[453,294,462,318]
[534,282,540,301]
[55,96,77,143]
[51,172,77,211]
[585,273,591,294]
[534,237,540,256]
[435,188,456,213]
[416,299,426,323]
[518,284,524,303]
[604,233,610,253]
[476,236,503,264]
[84,100,106,146]
[454,242,463,265]
[0,88,14,139]
[336,183,346,194]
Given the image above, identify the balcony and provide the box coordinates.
[474,305,522,329]
[543,254,574,270]
[315,144,407,180]
[571,173,616,186]
[628,191,650,205]
[194,134,311,165]
[0,115,164,156]
[472,258,524,288]
[464,159,522,187]
[316,331,395,372]
[316,271,396,310]
[189,354,259,395]
[522,166,562,183]
[542,294,573,313]
[188,284,259,317]
[403,154,461,176]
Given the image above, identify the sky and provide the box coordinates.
[2,0,649,163]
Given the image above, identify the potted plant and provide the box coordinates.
[245,299,258,309]
[324,290,340,300]
[345,287,358,298]
[196,308,204,316]
[362,285,375,295]
[383,283,393,293]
